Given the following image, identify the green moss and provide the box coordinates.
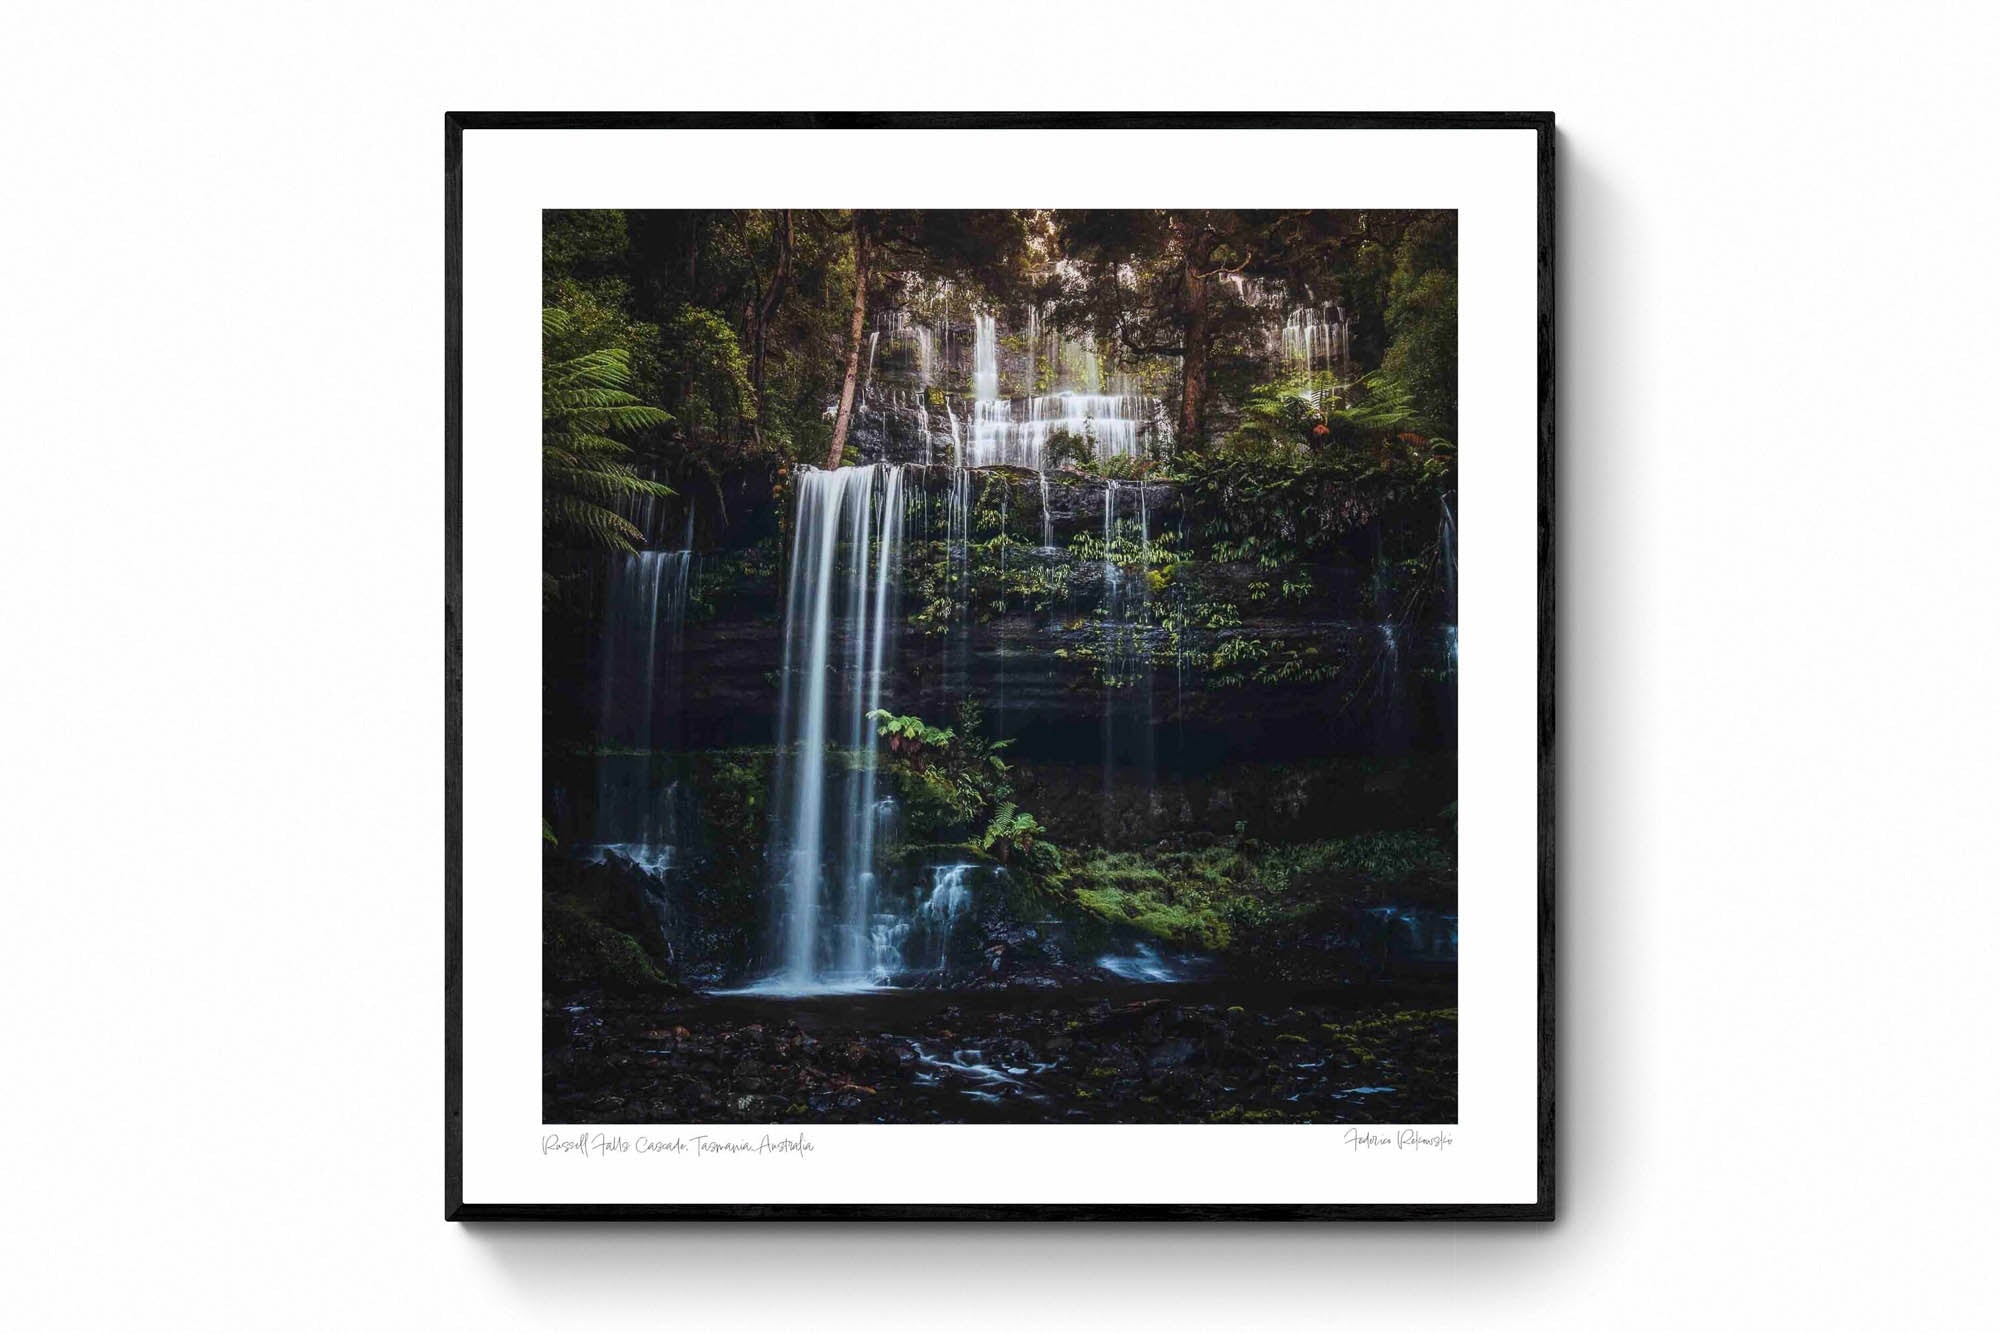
[1207,1104,1283,1123]
[1058,832,1454,949]
[544,898,671,992]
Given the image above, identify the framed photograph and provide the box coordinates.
[448,112,1553,1219]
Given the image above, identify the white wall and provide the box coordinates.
[2,2,1991,1328]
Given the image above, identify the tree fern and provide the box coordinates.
[543,306,674,553]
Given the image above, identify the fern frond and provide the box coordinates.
[546,494,643,553]
[546,349,634,389]
[544,430,635,458]
[545,465,673,501]
[544,385,645,412]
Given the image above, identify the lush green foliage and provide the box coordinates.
[542,307,674,553]
[868,698,1048,859]
[975,802,1047,865]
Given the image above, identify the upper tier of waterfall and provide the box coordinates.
[1281,304,1352,415]
[965,311,1166,470]
[845,305,1173,471]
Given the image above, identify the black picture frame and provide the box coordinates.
[446,111,1556,1222]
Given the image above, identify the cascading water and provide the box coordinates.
[1364,906,1459,964]
[967,311,1167,469]
[1375,620,1407,745]
[1094,480,1156,834]
[1100,481,1121,833]
[1026,305,1037,396]
[973,311,999,402]
[1102,480,1120,596]
[1096,940,1200,983]
[1282,303,1350,415]
[943,463,973,700]
[1440,494,1458,672]
[762,464,906,991]
[913,863,974,970]
[595,548,694,749]
[868,862,979,980]
[589,539,695,875]
[1439,494,1458,612]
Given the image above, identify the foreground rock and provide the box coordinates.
[546,985,1456,1125]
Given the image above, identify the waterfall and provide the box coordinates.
[1101,481,1121,835]
[1283,304,1349,415]
[973,312,999,402]
[1026,305,1037,396]
[1376,622,1405,738]
[595,549,694,749]
[1439,494,1458,615]
[916,863,974,969]
[589,544,695,875]
[998,489,1009,610]
[1440,495,1458,674]
[945,463,972,700]
[1038,471,1053,548]
[968,311,1164,470]
[1132,485,1156,784]
[1093,479,1156,826]
[1102,480,1119,587]
[1097,941,1192,983]
[864,330,880,397]
[763,464,905,991]
[869,862,976,979]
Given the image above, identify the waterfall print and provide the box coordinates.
[543,206,1461,1127]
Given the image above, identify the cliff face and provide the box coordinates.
[553,463,1448,762]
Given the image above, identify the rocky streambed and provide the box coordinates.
[545,982,1456,1125]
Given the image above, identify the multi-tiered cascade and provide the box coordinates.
[964,311,1169,470]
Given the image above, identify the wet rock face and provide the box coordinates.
[575,464,1452,761]
[1009,756,1456,849]
[843,393,944,466]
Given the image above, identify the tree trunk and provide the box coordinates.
[824,220,872,470]
[1177,254,1208,445]
[749,209,794,441]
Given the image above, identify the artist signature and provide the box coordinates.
[1342,1128,1456,1152]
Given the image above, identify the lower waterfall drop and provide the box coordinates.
[761,464,906,992]
[589,544,694,875]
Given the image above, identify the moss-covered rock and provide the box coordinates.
[1054,831,1455,958]
[543,896,680,994]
